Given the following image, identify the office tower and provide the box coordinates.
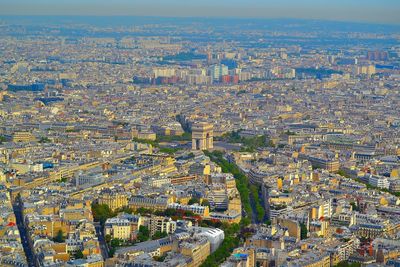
[209,64,228,81]
[153,68,176,78]
[367,50,388,61]
[353,64,376,76]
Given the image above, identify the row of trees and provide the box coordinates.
[204,150,252,225]
[200,150,258,266]
[159,147,181,155]
[217,130,273,152]
[131,137,158,147]
[132,132,191,146]
[131,136,184,155]
[250,184,265,222]
[199,223,241,267]
[156,132,191,142]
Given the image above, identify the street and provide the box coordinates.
[94,222,109,259]
[12,201,37,267]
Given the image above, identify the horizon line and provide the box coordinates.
[0,14,399,27]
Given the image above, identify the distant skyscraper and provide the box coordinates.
[367,50,388,61]
[153,68,176,78]
[207,51,212,64]
[209,64,228,81]
[353,65,376,77]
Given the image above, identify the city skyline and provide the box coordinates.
[0,1,399,267]
[0,0,400,25]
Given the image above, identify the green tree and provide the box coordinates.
[57,177,68,183]
[201,199,210,207]
[53,229,65,243]
[184,210,195,217]
[116,206,134,214]
[337,169,352,178]
[91,203,116,224]
[110,238,123,248]
[300,223,308,240]
[74,250,84,259]
[188,197,200,205]
[152,231,168,240]
[39,137,51,143]
[137,226,150,242]
[136,207,154,215]
[153,254,167,262]
[109,247,116,257]
[284,130,296,136]
[159,147,181,155]
[0,135,7,144]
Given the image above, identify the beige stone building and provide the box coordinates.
[192,122,213,150]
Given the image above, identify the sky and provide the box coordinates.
[0,0,399,25]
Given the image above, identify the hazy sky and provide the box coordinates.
[1,0,399,24]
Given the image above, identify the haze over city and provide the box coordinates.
[1,0,400,24]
